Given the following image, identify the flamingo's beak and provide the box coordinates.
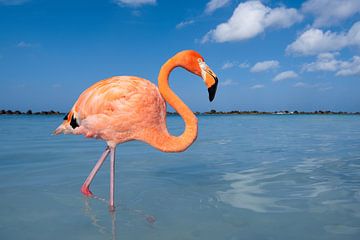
[208,75,218,102]
[200,64,218,102]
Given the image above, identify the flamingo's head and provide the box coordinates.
[176,50,218,102]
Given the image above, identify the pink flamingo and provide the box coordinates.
[54,50,218,210]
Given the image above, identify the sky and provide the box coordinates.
[0,0,359,112]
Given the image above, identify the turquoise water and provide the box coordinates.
[0,115,360,240]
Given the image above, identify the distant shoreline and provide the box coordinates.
[1,109,359,116]
[193,110,360,115]
[0,110,62,115]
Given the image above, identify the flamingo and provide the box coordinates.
[54,50,218,211]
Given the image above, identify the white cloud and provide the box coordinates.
[302,0,360,27]
[176,20,195,29]
[205,0,231,14]
[202,1,302,43]
[293,82,307,88]
[221,79,237,86]
[302,53,340,72]
[17,41,33,48]
[239,62,250,68]
[0,0,28,5]
[319,86,333,91]
[302,53,360,76]
[293,81,333,91]
[286,21,360,55]
[222,61,236,70]
[273,71,298,82]
[114,0,156,7]
[336,56,360,76]
[222,61,250,69]
[250,60,279,72]
[250,84,265,89]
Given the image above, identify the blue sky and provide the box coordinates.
[0,0,359,112]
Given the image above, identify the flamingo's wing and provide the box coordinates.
[68,76,166,140]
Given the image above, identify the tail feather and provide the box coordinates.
[53,124,65,135]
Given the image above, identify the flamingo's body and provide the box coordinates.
[54,50,218,210]
[61,76,167,147]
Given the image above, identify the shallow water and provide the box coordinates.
[0,115,360,240]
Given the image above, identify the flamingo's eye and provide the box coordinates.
[199,61,207,71]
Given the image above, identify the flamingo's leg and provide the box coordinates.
[109,146,116,211]
[81,146,110,197]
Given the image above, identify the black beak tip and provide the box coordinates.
[208,77,218,102]
[209,92,215,102]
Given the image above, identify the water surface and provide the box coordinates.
[0,115,359,239]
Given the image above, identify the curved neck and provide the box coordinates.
[147,57,198,152]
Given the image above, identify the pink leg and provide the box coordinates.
[81,146,110,197]
[109,146,116,211]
